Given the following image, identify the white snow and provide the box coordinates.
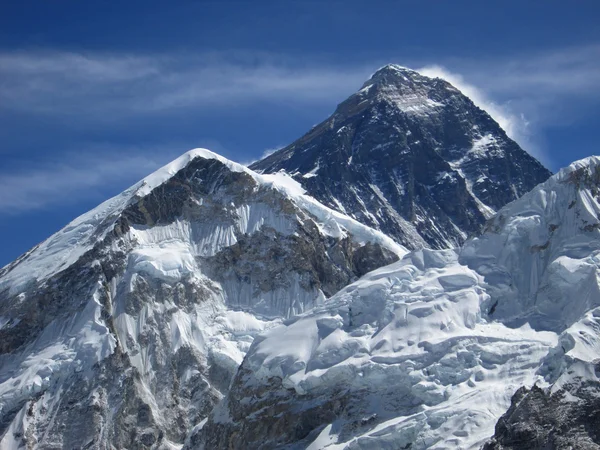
[375,84,445,116]
[303,163,320,178]
[232,156,600,449]
[0,186,136,296]
[462,156,600,331]
[130,241,197,282]
[244,248,557,449]
[450,164,496,219]
[471,133,496,156]
[0,282,116,423]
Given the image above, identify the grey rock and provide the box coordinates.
[484,382,600,450]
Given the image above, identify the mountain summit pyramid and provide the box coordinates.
[252,64,551,249]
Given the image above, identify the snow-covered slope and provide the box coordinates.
[197,156,600,449]
[463,156,600,333]
[0,149,402,299]
[0,149,405,449]
[196,251,556,449]
[252,64,551,250]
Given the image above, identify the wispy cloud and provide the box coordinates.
[419,65,526,139]
[0,144,187,214]
[240,145,285,166]
[0,51,372,118]
[260,146,282,159]
[0,52,158,81]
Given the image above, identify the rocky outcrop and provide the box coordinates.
[484,381,600,450]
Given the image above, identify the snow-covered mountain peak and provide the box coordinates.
[136,148,305,198]
[364,64,446,89]
[0,146,408,449]
[356,64,453,117]
[373,63,413,72]
[364,63,423,85]
[135,148,234,196]
[0,148,405,299]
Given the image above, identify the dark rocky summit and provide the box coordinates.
[252,64,551,249]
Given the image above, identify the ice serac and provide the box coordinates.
[251,64,551,250]
[197,156,600,449]
[0,149,404,449]
[481,156,600,449]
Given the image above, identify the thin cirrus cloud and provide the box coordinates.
[0,45,598,121]
[478,43,600,98]
[0,145,188,215]
[0,51,372,117]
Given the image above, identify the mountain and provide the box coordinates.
[0,64,591,450]
[251,64,551,250]
[0,149,405,449]
[197,156,600,449]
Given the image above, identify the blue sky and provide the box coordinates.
[1,1,599,267]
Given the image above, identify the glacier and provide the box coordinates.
[197,156,600,449]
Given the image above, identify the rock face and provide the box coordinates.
[197,156,600,449]
[484,382,600,450]
[251,64,551,250]
[0,149,403,449]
